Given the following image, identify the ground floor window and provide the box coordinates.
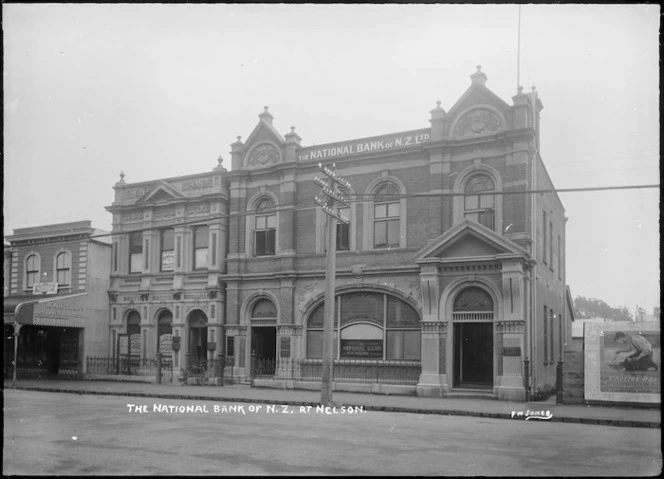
[306,292,421,360]
[11,325,80,375]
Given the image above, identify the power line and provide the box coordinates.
[5,183,659,246]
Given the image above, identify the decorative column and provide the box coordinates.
[276,325,302,382]
[495,260,527,401]
[417,265,449,396]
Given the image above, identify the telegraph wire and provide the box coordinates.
[5,183,659,246]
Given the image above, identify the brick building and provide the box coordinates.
[224,66,570,400]
[3,221,111,378]
[105,164,229,376]
[105,66,570,400]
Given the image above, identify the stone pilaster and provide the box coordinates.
[417,321,449,397]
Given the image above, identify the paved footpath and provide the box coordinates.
[4,379,660,428]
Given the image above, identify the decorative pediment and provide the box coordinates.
[450,107,506,139]
[241,107,286,169]
[415,219,527,262]
[136,182,185,204]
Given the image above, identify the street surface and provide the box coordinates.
[3,390,661,476]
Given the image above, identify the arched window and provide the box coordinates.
[254,198,276,256]
[25,254,40,288]
[453,287,494,321]
[373,183,400,248]
[306,292,420,360]
[252,299,277,319]
[55,251,71,286]
[463,174,495,229]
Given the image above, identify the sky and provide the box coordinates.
[3,4,660,313]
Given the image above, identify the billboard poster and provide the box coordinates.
[601,331,660,394]
[584,321,660,403]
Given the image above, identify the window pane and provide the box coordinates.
[386,330,403,359]
[386,219,400,246]
[374,222,387,247]
[387,202,400,218]
[464,195,479,210]
[340,292,383,328]
[479,194,494,209]
[130,253,142,273]
[387,297,419,327]
[307,330,323,359]
[162,229,175,250]
[255,216,266,229]
[129,233,142,252]
[265,229,275,255]
[404,330,421,359]
[478,211,495,230]
[56,253,66,268]
[266,214,276,229]
[337,223,349,251]
[27,272,37,288]
[374,204,387,219]
[194,226,209,248]
[194,248,208,269]
[57,269,70,285]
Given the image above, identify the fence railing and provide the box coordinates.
[86,355,161,376]
[181,355,233,385]
[251,357,421,385]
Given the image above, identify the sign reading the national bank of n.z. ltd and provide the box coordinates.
[341,339,383,358]
[298,130,430,162]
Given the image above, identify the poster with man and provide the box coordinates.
[600,330,660,394]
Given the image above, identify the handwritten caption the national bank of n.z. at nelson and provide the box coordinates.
[126,403,365,415]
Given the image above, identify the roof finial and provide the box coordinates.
[120,171,125,181]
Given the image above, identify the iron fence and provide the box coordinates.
[180,355,233,386]
[86,355,161,376]
[252,358,421,385]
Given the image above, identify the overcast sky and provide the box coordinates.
[3,4,660,313]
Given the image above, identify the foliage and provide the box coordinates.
[573,296,633,322]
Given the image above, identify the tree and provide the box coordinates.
[573,296,633,322]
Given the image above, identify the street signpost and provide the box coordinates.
[314,163,351,406]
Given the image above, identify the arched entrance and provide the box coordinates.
[250,299,277,374]
[452,286,494,389]
[188,310,208,362]
[126,311,141,369]
[157,310,173,355]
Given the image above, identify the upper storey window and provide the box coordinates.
[464,174,495,230]
[254,198,276,256]
[129,232,143,273]
[25,254,40,288]
[160,228,175,272]
[193,225,209,269]
[373,183,400,248]
[55,251,71,285]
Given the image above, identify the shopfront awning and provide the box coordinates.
[3,293,88,328]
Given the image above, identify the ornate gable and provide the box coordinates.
[241,106,286,170]
[415,219,527,263]
[136,182,185,204]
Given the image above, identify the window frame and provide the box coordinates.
[25,253,40,289]
[373,183,401,249]
[55,251,71,286]
[306,292,421,361]
[160,228,175,272]
[128,232,143,274]
[253,198,277,257]
[193,225,209,270]
[463,174,496,230]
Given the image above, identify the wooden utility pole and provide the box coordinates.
[314,163,350,406]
